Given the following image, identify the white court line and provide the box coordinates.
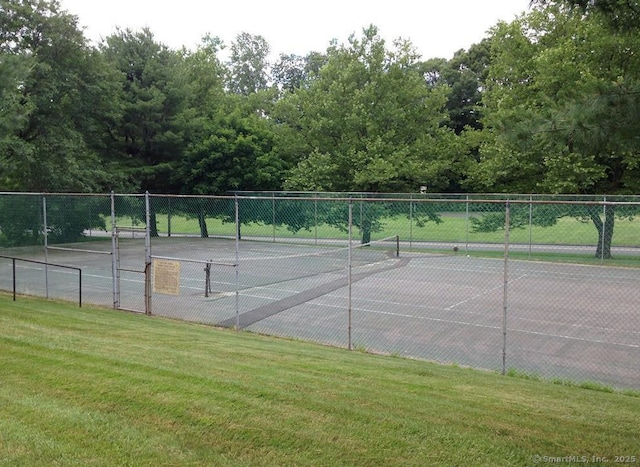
[446,274,528,310]
[292,299,502,330]
[300,300,640,349]
[346,287,640,338]
[10,263,639,349]
[509,328,640,349]
[220,274,640,340]
[408,262,640,283]
[510,314,640,337]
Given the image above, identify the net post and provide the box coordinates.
[78,268,82,308]
[12,258,16,301]
[204,261,212,297]
[396,235,400,257]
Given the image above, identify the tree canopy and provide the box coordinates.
[1,0,638,210]
[0,0,123,191]
[470,2,640,195]
[279,26,468,193]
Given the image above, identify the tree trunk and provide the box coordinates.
[198,208,208,238]
[590,205,615,259]
[149,209,159,237]
[361,218,371,245]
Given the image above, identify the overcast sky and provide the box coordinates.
[59,0,532,60]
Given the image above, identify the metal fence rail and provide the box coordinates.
[0,255,82,307]
[0,191,638,390]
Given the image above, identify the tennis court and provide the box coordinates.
[1,236,639,390]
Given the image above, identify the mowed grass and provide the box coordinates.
[110,213,640,247]
[2,296,639,466]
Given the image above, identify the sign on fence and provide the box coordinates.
[153,259,181,295]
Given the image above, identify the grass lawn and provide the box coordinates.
[109,213,640,247]
[1,295,639,466]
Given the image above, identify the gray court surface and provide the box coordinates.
[1,236,639,390]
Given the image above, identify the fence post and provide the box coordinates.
[528,196,533,259]
[42,194,49,299]
[409,195,414,251]
[167,196,172,238]
[144,191,152,315]
[235,194,240,331]
[348,198,353,351]
[272,194,276,242]
[465,195,470,254]
[110,191,119,309]
[314,193,318,246]
[502,200,511,376]
[601,196,607,264]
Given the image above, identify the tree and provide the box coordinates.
[100,28,188,195]
[0,0,123,192]
[282,26,465,194]
[531,0,640,30]
[227,32,270,95]
[178,110,276,196]
[271,51,327,94]
[275,26,467,242]
[271,53,307,94]
[167,34,290,238]
[418,39,492,135]
[0,53,31,189]
[469,3,640,257]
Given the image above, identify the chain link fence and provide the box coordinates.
[1,191,639,390]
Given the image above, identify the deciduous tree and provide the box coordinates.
[470,3,640,257]
[0,0,122,192]
[282,26,465,194]
[227,32,270,95]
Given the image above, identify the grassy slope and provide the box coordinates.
[1,296,639,466]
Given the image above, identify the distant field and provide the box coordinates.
[1,295,639,466]
[106,213,640,246]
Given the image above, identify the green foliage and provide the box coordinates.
[0,194,42,246]
[271,52,327,94]
[44,196,108,243]
[469,3,640,256]
[100,28,188,193]
[2,0,640,227]
[281,26,467,194]
[0,0,124,192]
[0,194,108,246]
[531,0,640,31]
[227,32,270,95]
[179,109,277,195]
[475,4,640,194]
[419,39,492,135]
[471,203,561,233]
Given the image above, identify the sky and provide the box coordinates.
[59,0,532,60]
